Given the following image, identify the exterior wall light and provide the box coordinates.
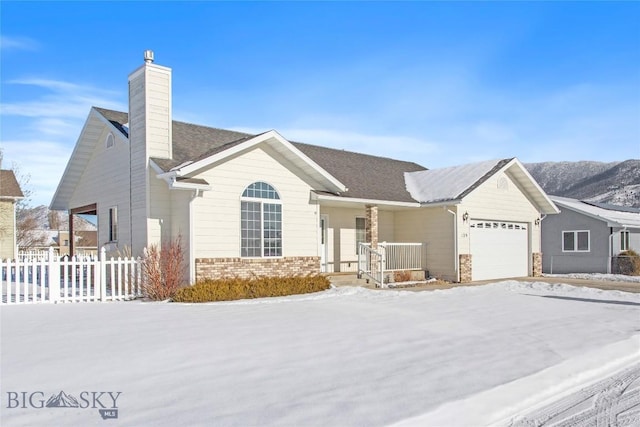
[462,211,469,222]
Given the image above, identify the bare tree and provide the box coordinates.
[1,149,48,250]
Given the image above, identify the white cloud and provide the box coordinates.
[0,35,39,51]
[0,78,126,206]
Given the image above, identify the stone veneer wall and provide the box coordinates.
[366,205,379,249]
[459,254,472,283]
[532,252,543,277]
[196,256,321,281]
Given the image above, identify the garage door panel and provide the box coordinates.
[470,221,528,281]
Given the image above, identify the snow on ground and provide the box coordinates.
[544,272,640,283]
[1,281,639,427]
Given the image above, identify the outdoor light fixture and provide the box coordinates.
[462,211,469,222]
[535,218,541,226]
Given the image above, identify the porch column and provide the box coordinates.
[365,204,379,249]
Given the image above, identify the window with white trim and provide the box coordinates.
[241,182,282,257]
[108,207,118,242]
[621,231,630,251]
[562,230,589,252]
[105,132,115,149]
[355,217,366,253]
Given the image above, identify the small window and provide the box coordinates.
[621,231,630,251]
[562,230,589,252]
[355,217,366,253]
[109,207,118,242]
[63,240,69,246]
[105,132,115,149]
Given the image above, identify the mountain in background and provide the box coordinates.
[525,159,640,207]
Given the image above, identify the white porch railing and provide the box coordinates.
[358,242,426,287]
[2,247,142,304]
[358,244,386,287]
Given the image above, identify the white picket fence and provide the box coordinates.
[1,247,142,304]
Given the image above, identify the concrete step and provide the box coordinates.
[325,274,371,287]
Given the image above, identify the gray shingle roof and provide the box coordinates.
[0,170,24,198]
[94,107,427,203]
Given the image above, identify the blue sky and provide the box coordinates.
[1,1,639,207]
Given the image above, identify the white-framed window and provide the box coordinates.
[621,231,630,251]
[240,182,282,257]
[108,207,118,242]
[355,217,366,253]
[562,230,589,252]
[105,132,115,149]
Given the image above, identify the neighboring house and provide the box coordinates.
[0,170,24,259]
[541,196,640,274]
[50,51,558,284]
[21,229,99,258]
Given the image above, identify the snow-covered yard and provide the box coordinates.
[1,281,639,426]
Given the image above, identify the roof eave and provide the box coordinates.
[172,130,347,193]
[313,193,421,209]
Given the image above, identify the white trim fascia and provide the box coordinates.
[151,160,211,191]
[312,193,421,208]
[177,130,347,193]
[0,196,24,201]
[502,158,560,215]
[169,181,212,191]
[419,199,462,208]
[552,201,629,228]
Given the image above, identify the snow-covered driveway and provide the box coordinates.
[1,281,639,426]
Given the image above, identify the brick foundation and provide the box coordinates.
[196,256,321,281]
[532,252,542,277]
[459,254,472,283]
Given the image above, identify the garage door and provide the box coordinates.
[469,220,528,281]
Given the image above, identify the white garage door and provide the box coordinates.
[470,220,528,281]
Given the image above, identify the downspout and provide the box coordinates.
[608,227,613,274]
[445,208,458,281]
[188,189,198,284]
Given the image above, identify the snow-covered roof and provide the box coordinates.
[551,196,640,228]
[405,159,508,204]
[404,158,559,214]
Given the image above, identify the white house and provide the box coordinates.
[50,51,559,285]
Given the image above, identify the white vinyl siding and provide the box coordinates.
[563,230,590,252]
[67,117,132,252]
[459,171,540,253]
[192,145,318,259]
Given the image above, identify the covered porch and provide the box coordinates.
[316,198,430,288]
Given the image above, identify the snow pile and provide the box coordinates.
[2,281,639,426]
[544,272,640,283]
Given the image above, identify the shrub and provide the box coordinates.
[394,270,412,282]
[173,275,331,303]
[141,236,186,300]
[613,249,640,276]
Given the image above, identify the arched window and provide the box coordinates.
[241,182,282,257]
